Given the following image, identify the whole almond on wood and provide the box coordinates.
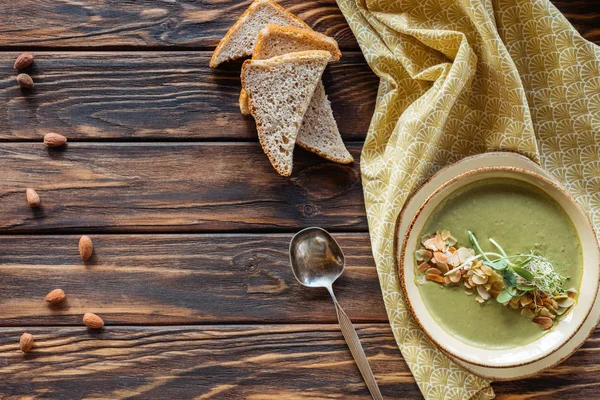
[83,313,104,329]
[16,73,34,89]
[45,289,66,304]
[14,52,34,69]
[19,333,34,353]
[26,188,41,207]
[79,236,93,261]
[44,133,67,147]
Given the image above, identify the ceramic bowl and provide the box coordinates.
[399,166,600,368]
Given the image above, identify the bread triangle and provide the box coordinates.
[210,0,308,68]
[245,24,353,164]
[241,50,331,176]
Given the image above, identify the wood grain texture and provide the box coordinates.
[0,324,419,399]
[0,52,377,141]
[0,0,359,50]
[0,1,596,51]
[0,233,385,326]
[0,143,366,233]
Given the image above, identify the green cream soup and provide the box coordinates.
[416,178,582,349]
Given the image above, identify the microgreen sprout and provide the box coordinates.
[468,232,569,302]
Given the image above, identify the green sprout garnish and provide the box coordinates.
[468,231,569,303]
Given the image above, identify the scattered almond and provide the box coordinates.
[83,313,104,329]
[26,188,40,207]
[44,133,67,147]
[45,289,65,304]
[79,235,93,261]
[14,52,34,69]
[16,73,34,89]
[19,333,34,353]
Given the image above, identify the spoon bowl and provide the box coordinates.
[289,227,344,289]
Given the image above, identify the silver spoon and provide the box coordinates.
[290,227,383,400]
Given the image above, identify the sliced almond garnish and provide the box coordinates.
[418,262,431,273]
[533,316,553,330]
[520,296,533,307]
[508,298,520,309]
[444,276,451,284]
[557,297,574,308]
[521,308,535,318]
[425,267,442,275]
[472,274,488,285]
[436,262,449,274]
[434,234,446,252]
[446,236,457,247]
[448,246,457,254]
[481,265,494,276]
[423,238,438,251]
[475,295,485,303]
[433,251,448,264]
[457,247,471,264]
[421,234,431,246]
[476,285,490,300]
[450,273,461,283]
[556,307,569,316]
[441,230,450,240]
[448,252,461,267]
[415,249,433,262]
[539,307,554,318]
[464,289,474,295]
[426,274,444,284]
[464,281,472,289]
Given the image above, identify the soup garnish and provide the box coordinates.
[415,230,576,331]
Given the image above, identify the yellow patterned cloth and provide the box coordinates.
[335,0,600,398]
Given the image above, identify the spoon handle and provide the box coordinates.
[329,290,383,400]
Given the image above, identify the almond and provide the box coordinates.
[79,235,93,261]
[14,52,34,69]
[43,132,67,147]
[19,333,34,353]
[83,313,104,329]
[45,289,65,304]
[26,188,41,207]
[16,73,34,89]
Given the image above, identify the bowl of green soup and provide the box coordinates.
[399,166,599,368]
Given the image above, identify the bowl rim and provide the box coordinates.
[397,165,600,368]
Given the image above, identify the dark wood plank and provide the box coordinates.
[0,1,596,51]
[0,233,385,326]
[0,52,377,141]
[494,327,600,399]
[0,0,359,50]
[0,324,420,399]
[0,143,366,233]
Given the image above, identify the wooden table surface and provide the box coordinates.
[0,1,598,399]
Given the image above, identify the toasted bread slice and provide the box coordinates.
[254,24,341,61]
[210,0,308,68]
[241,50,331,176]
[243,25,353,164]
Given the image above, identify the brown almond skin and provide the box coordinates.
[83,313,104,329]
[26,188,41,207]
[45,289,66,304]
[14,52,34,69]
[44,133,67,147]
[19,333,34,353]
[79,236,93,261]
[16,73,34,89]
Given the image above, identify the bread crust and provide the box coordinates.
[253,24,341,61]
[210,0,309,68]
